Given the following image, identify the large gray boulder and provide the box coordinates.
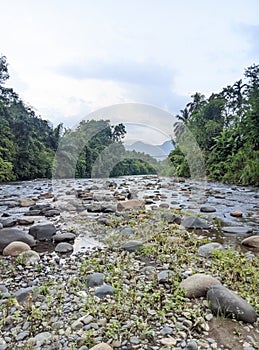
[0,228,35,253]
[198,242,224,257]
[29,223,56,241]
[207,284,257,323]
[182,216,210,229]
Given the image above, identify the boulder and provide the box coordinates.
[17,218,35,225]
[19,250,40,265]
[161,213,181,224]
[19,198,36,207]
[0,228,36,252]
[230,210,243,217]
[55,242,73,253]
[241,235,259,248]
[3,241,31,257]
[87,273,104,288]
[29,223,56,241]
[94,284,115,298]
[207,284,257,323]
[180,273,221,298]
[14,287,35,305]
[182,216,210,229]
[44,209,61,217]
[222,226,252,234]
[117,199,145,211]
[121,240,144,252]
[198,242,224,257]
[0,218,17,227]
[200,206,216,213]
[53,233,76,242]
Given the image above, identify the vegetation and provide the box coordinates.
[169,65,259,185]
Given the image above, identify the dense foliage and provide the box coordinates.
[169,65,259,185]
[0,56,157,182]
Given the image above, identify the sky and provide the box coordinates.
[1,0,259,144]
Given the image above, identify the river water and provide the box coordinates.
[0,175,258,253]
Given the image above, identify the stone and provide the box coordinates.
[94,285,115,298]
[160,326,173,335]
[186,340,198,350]
[89,343,113,350]
[0,218,17,227]
[160,337,177,345]
[158,270,172,283]
[207,284,257,323]
[86,273,104,288]
[30,204,51,211]
[44,209,61,217]
[0,285,9,297]
[222,226,253,234]
[3,241,31,256]
[161,213,181,224]
[55,242,73,253]
[17,218,35,225]
[53,233,76,242]
[121,240,143,252]
[241,235,259,248]
[0,228,36,252]
[230,210,243,217]
[117,199,145,211]
[19,198,36,207]
[200,206,216,213]
[180,273,221,298]
[19,250,40,265]
[182,216,210,229]
[29,223,56,241]
[14,287,35,305]
[198,242,224,257]
[24,210,41,216]
[34,332,52,346]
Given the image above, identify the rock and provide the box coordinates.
[19,198,36,207]
[117,199,145,211]
[160,337,177,345]
[55,242,73,253]
[207,284,257,323]
[89,343,112,350]
[3,241,31,257]
[160,326,173,335]
[198,242,224,257]
[222,226,252,234]
[121,240,143,252]
[182,216,210,229]
[34,332,52,346]
[17,218,35,225]
[186,340,199,350]
[29,223,56,241]
[158,270,172,283]
[53,233,76,242]
[14,287,35,305]
[241,235,259,248]
[180,273,221,298]
[87,273,104,288]
[94,284,115,298]
[19,250,40,265]
[0,228,36,252]
[230,210,243,217]
[0,218,17,227]
[119,226,134,236]
[0,285,9,297]
[29,204,51,211]
[44,209,61,217]
[200,206,216,213]
[24,210,41,216]
[0,223,2,230]
[161,213,181,224]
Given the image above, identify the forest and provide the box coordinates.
[168,64,259,186]
[0,55,258,185]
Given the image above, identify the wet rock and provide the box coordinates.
[198,242,224,257]
[86,273,104,288]
[55,242,73,253]
[29,223,56,241]
[230,210,243,217]
[0,228,36,252]
[222,226,252,234]
[53,233,76,242]
[19,250,40,265]
[241,235,259,248]
[94,284,115,298]
[117,199,145,211]
[19,198,36,207]
[180,273,221,298]
[121,240,144,252]
[0,218,17,227]
[200,206,216,213]
[182,216,210,229]
[3,241,31,257]
[207,284,257,323]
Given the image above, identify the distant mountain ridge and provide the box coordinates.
[125,140,174,160]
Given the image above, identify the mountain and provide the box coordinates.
[125,140,174,160]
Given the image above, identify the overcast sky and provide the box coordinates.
[1,0,259,143]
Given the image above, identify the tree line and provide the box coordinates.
[169,64,259,186]
[0,56,157,182]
